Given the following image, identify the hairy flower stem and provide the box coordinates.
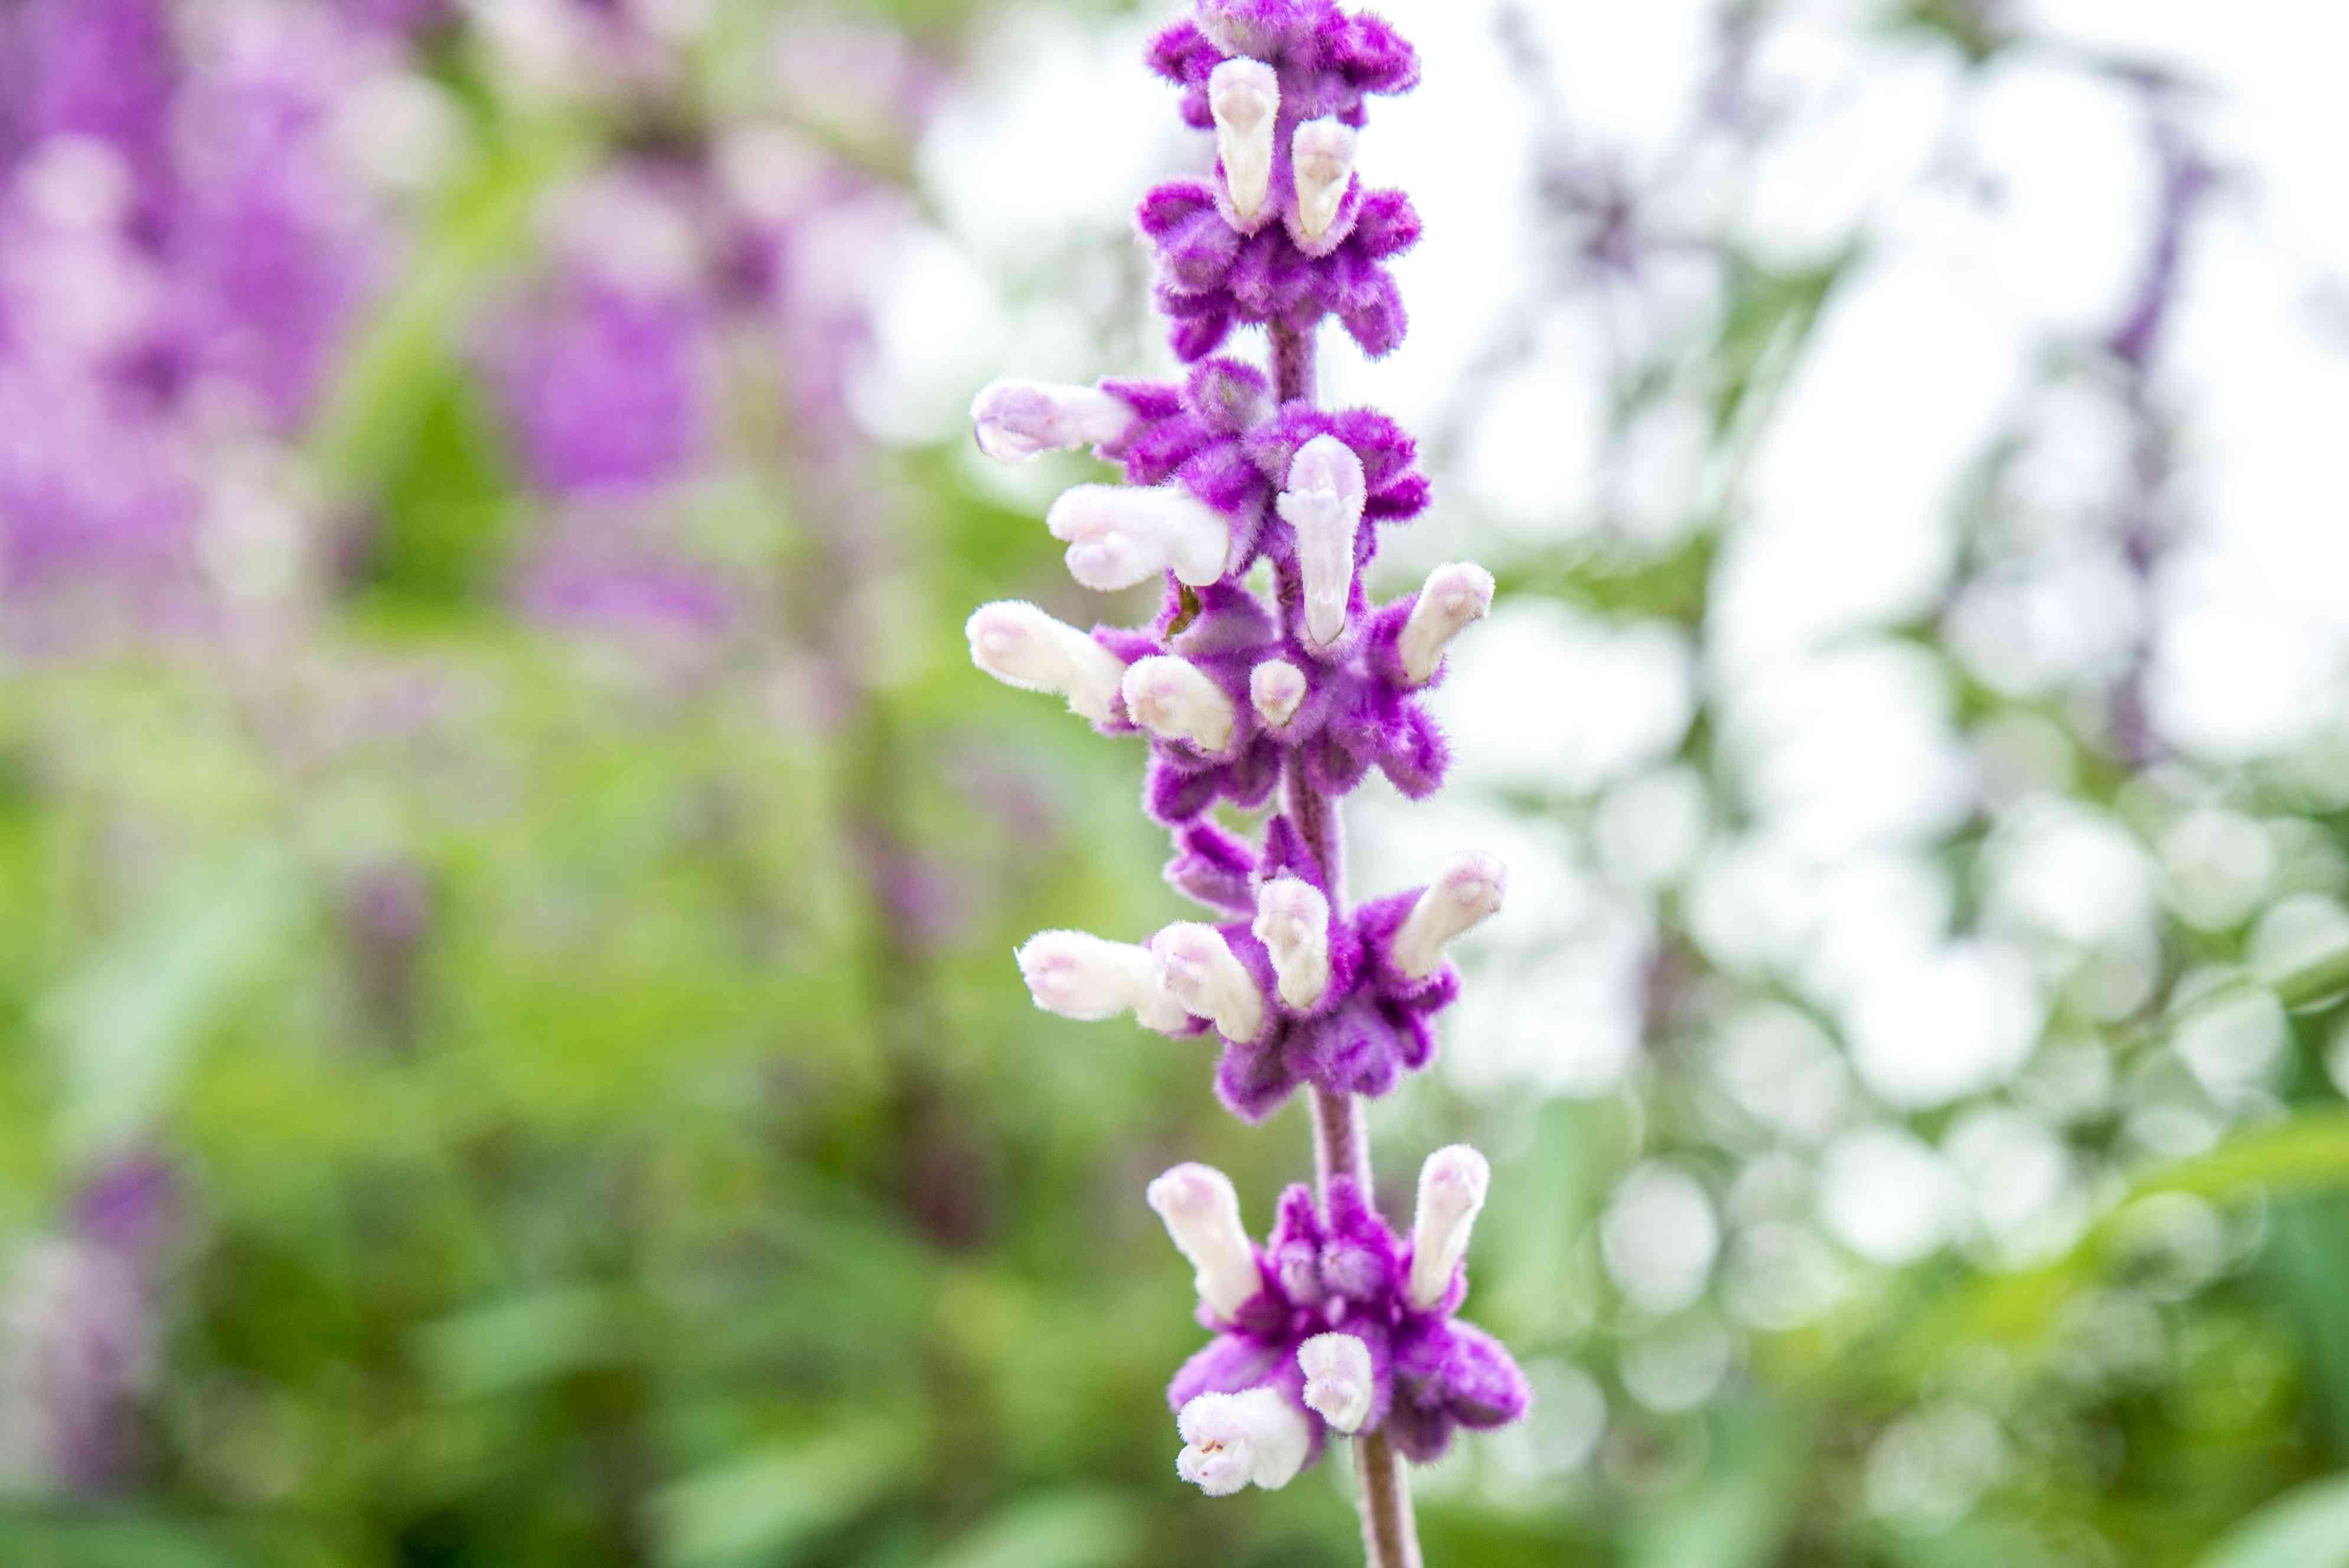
[1271,318,1421,1568]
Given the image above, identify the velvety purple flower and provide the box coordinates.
[1149,1147,1528,1492]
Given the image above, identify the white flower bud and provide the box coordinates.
[1407,1145,1491,1309]
[1396,562,1495,685]
[1176,1387,1310,1495]
[970,380,1134,463]
[965,601,1128,723]
[1151,922,1265,1041]
[1208,59,1279,223]
[1297,1332,1375,1433]
[1147,1162,1260,1319]
[1249,659,1307,729]
[1291,119,1358,241]
[1273,436,1365,652]
[1046,485,1231,592]
[1390,852,1507,980]
[1121,656,1238,753]
[1252,877,1330,1010]
[1016,930,1189,1033]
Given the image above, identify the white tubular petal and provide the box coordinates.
[1391,852,1507,980]
[965,602,1128,723]
[1121,656,1237,753]
[1016,930,1188,1033]
[1151,922,1265,1041]
[1248,659,1307,730]
[1273,436,1366,652]
[970,380,1133,463]
[1208,59,1279,223]
[1291,119,1358,241]
[1407,1145,1491,1309]
[1046,485,1231,592]
[1176,1388,1310,1495]
[1147,1162,1260,1319]
[1252,877,1331,1010]
[1297,1333,1375,1433]
[1396,562,1496,685]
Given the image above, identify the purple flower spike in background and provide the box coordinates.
[965,3,1525,1559]
[0,1155,177,1495]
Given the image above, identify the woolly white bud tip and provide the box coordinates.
[1249,659,1307,729]
[1016,930,1188,1033]
[1291,119,1358,241]
[1408,1145,1491,1309]
[1298,1332,1375,1433]
[965,602,1128,723]
[1391,852,1507,980]
[970,380,1133,463]
[1397,562,1496,685]
[1121,656,1237,753]
[1209,59,1280,223]
[1273,436,1366,652]
[1176,1387,1310,1495]
[1046,485,1232,592]
[1147,1162,1260,1319]
[1252,877,1331,1010]
[1151,922,1265,1041]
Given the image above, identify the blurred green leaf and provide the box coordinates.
[1625,1400,1811,1568]
[921,1490,1144,1568]
[416,1284,624,1398]
[0,1517,243,1568]
[308,118,592,499]
[654,1418,919,1568]
[1893,1111,2349,1376]
[45,845,299,1159]
[2195,1474,2349,1568]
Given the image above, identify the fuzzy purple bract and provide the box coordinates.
[1170,1175,1529,1464]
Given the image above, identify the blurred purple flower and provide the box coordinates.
[0,1157,177,1494]
[1,0,177,204]
[491,173,711,497]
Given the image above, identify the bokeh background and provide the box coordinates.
[4,0,2349,1564]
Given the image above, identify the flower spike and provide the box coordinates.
[970,380,1135,462]
[1208,59,1279,224]
[1149,1162,1261,1319]
[1016,931,1189,1033]
[1274,435,1366,654]
[973,1,1531,1520]
[1397,563,1495,685]
[1153,922,1267,1040]
[1123,656,1238,753]
[1047,485,1232,591]
[1407,1145,1490,1309]
[965,602,1128,723]
[1391,853,1506,979]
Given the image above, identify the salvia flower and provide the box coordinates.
[1154,1147,1529,1488]
[969,0,1529,1531]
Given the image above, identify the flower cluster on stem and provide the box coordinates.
[967,2,1528,1558]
